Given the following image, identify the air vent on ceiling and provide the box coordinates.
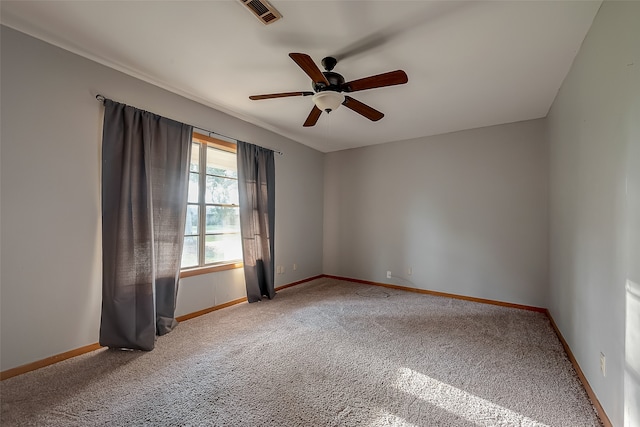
[238,0,282,25]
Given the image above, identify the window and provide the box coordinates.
[181,133,242,272]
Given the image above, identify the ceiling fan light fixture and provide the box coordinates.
[312,91,345,113]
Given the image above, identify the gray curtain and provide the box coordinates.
[100,99,192,350]
[237,141,276,303]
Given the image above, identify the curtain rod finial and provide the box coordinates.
[96,94,106,103]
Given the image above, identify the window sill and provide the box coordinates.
[180,262,243,278]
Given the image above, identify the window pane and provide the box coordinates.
[207,146,237,178]
[190,143,200,172]
[206,206,240,233]
[206,175,239,205]
[205,234,242,264]
[185,205,199,235]
[188,172,199,203]
[181,236,199,268]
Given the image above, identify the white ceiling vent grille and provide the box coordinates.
[238,0,282,25]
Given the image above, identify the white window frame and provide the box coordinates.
[181,132,243,278]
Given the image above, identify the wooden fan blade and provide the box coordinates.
[342,96,384,121]
[249,91,314,100]
[303,106,322,127]
[289,53,330,86]
[342,70,408,93]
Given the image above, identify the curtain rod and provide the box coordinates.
[95,94,283,156]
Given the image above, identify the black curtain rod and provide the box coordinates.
[95,94,284,156]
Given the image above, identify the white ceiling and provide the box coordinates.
[1,1,601,153]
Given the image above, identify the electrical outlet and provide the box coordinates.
[408,267,412,276]
[600,352,606,377]
[293,263,297,271]
[387,271,391,279]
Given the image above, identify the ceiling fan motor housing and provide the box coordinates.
[312,56,345,93]
[313,72,345,92]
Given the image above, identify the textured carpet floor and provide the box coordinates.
[1,278,601,426]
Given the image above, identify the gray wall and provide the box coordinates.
[324,119,549,308]
[0,26,325,372]
[547,1,639,425]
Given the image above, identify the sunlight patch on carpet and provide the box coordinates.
[395,367,549,427]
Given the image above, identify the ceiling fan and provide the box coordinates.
[249,53,408,127]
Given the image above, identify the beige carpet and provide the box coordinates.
[1,278,601,426]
